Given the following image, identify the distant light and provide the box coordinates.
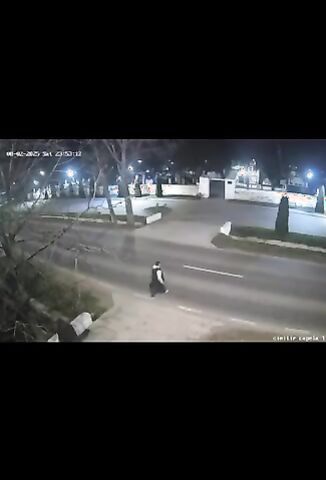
[170,161,174,165]
[306,170,314,180]
[137,160,142,164]
[128,166,134,171]
[33,180,39,186]
[146,169,150,173]
[40,170,45,176]
[66,169,75,178]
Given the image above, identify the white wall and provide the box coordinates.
[199,177,210,198]
[111,184,199,197]
[234,188,317,208]
[225,180,236,200]
[162,185,198,196]
[199,177,235,199]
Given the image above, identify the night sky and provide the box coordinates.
[176,139,326,174]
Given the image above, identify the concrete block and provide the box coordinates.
[48,333,59,342]
[220,221,232,236]
[146,212,162,224]
[71,312,93,336]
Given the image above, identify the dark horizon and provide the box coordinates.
[176,139,326,173]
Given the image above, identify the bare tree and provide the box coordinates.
[101,140,135,226]
[101,139,177,227]
[92,141,117,223]
[0,139,98,341]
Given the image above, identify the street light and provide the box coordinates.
[306,170,314,180]
[66,169,75,178]
[137,160,142,164]
[128,165,134,171]
[40,170,45,176]
[33,180,39,186]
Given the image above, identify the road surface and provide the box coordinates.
[21,218,326,337]
[36,196,326,236]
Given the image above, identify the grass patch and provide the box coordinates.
[12,260,108,323]
[212,234,326,263]
[0,257,110,341]
[229,199,315,212]
[231,226,326,249]
[162,195,198,200]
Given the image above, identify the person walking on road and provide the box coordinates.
[149,261,169,297]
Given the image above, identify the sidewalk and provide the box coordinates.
[52,266,298,342]
[84,288,282,342]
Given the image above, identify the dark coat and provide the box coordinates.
[149,266,166,296]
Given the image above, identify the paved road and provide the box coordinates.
[36,196,326,236]
[21,218,326,336]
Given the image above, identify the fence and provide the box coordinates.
[234,188,317,209]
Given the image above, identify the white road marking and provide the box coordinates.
[183,264,244,279]
[230,317,256,326]
[178,305,202,314]
[285,327,311,335]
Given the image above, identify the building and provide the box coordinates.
[231,159,260,187]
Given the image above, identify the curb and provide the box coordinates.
[40,214,117,224]
[39,214,145,227]
[293,209,326,218]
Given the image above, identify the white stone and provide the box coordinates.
[220,221,232,236]
[71,312,93,336]
[48,333,59,342]
[146,212,162,224]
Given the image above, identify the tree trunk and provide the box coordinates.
[121,178,134,226]
[120,146,135,227]
[102,176,117,224]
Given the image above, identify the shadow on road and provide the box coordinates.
[144,205,172,217]
[119,233,137,261]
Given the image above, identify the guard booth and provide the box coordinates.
[210,179,225,198]
[199,174,236,199]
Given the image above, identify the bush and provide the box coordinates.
[275,195,289,236]
[117,181,124,198]
[315,185,325,214]
[156,182,163,198]
[134,183,142,197]
[79,182,86,198]
[26,266,105,322]
[59,184,66,198]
